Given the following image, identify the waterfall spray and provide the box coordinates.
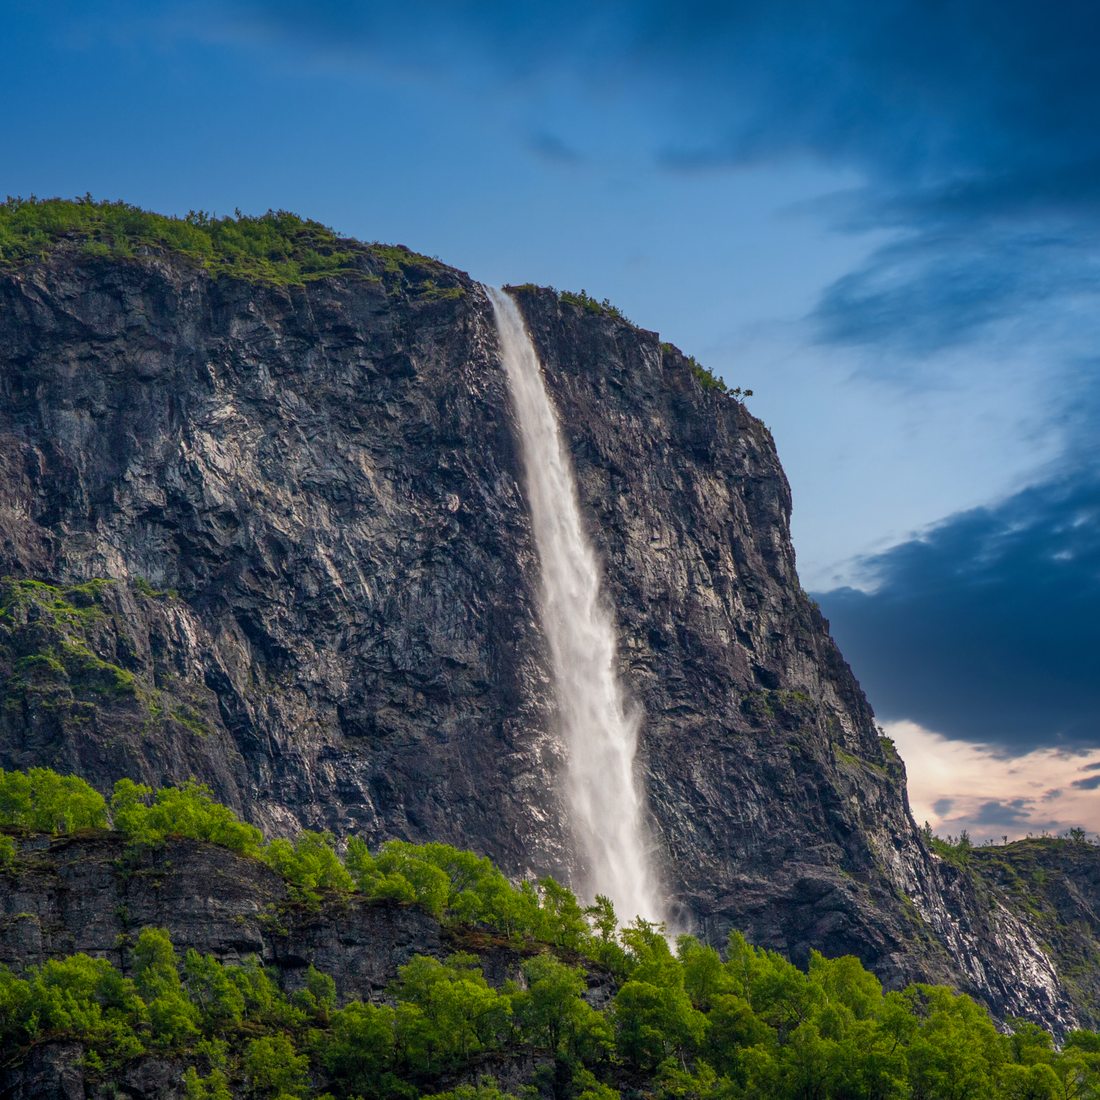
[487,286,666,927]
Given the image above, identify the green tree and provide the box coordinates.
[654,1058,738,1099]
[585,895,630,976]
[229,957,302,1029]
[775,1019,844,1100]
[997,1061,1061,1100]
[703,993,776,1080]
[728,934,823,1042]
[421,1083,520,1100]
[622,919,681,987]
[132,927,200,1045]
[372,841,452,917]
[295,964,337,1023]
[678,938,736,1011]
[392,954,512,1075]
[27,953,147,1061]
[262,831,354,902]
[322,1000,397,1094]
[183,949,246,1030]
[903,984,1003,1100]
[345,837,419,906]
[514,953,611,1063]
[243,1034,309,1097]
[0,968,34,1049]
[572,1067,623,1100]
[0,766,108,832]
[613,979,707,1074]
[182,1067,233,1100]
[111,778,264,855]
[1051,1033,1100,1100]
[534,877,589,951]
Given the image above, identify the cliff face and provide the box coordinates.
[0,831,447,1100]
[0,242,1095,1030]
[0,833,442,993]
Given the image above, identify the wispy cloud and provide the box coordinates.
[222,1,1100,364]
[812,227,1100,358]
[889,720,1100,842]
[526,131,585,166]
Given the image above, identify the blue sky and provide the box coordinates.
[6,1,1099,839]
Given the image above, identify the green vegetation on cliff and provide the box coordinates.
[0,197,368,285]
[658,342,753,402]
[3,768,1100,1098]
[0,197,459,291]
[0,578,138,707]
[559,288,632,324]
[504,284,751,402]
[506,283,633,324]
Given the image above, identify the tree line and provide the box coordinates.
[2,766,1099,1098]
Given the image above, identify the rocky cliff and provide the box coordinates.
[0,830,445,1099]
[1,228,1098,1031]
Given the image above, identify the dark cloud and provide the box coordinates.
[526,131,585,166]
[816,468,1100,753]
[970,799,1032,828]
[235,1,1100,185]
[1072,776,1100,791]
[932,798,954,817]
[231,1,1100,357]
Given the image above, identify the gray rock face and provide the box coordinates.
[0,244,1095,1030]
[0,833,447,1100]
[0,833,442,991]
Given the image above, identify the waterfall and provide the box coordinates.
[487,286,666,927]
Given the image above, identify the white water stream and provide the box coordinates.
[487,287,665,926]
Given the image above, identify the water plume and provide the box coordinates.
[487,286,666,927]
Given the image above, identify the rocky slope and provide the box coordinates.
[0,830,441,1099]
[1,234,1098,1031]
[0,832,442,996]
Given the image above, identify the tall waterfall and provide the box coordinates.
[487,287,665,926]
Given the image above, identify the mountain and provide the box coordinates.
[2,201,1099,1034]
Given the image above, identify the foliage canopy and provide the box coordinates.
[2,765,1099,1098]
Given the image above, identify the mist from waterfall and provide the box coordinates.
[487,286,666,927]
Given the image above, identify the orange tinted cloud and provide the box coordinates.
[886,719,1100,843]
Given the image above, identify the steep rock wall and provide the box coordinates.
[0,243,1091,1029]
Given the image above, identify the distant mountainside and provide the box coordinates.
[2,199,1099,1034]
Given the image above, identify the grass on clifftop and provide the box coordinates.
[0,196,403,286]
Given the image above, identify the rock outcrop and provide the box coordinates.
[0,832,443,996]
[1,239,1098,1031]
[0,831,443,1100]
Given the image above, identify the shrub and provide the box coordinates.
[110,778,264,856]
[0,767,108,833]
[0,196,365,286]
[242,1034,309,1097]
[262,831,355,903]
[560,288,632,323]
